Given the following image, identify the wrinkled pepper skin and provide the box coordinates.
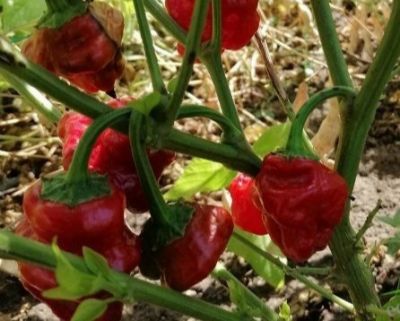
[21,2,124,93]
[156,205,233,291]
[16,220,140,321]
[229,174,268,235]
[255,154,348,263]
[165,0,260,50]
[23,180,126,253]
[58,98,176,213]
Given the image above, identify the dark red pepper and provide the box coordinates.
[165,0,260,51]
[255,154,348,263]
[21,2,124,93]
[229,174,268,235]
[152,205,233,291]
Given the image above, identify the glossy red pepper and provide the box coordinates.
[58,99,175,213]
[255,154,348,263]
[23,179,126,253]
[16,219,140,321]
[21,2,124,93]
[155,205,233,291]
[165,0,260,51]
[229,174,268,235]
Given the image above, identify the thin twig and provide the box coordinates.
[355,200,383,246]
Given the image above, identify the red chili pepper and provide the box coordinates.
[255,154,348,263]
[16,220,140,321]
[23,179,126,253]
[229,174,268,235]
[58,99,175,213]
[21,2,124,93]
[154,205,233,291]
[165,0,260,51]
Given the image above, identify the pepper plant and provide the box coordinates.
[0,0,399,321]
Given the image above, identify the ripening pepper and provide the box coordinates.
[165,0,260,51]
[58,98,175,213]
[21,1,125,93]
[229,174,268,235]
[16,219,141,321]
[255,154,348,263]
[141,205,233,291]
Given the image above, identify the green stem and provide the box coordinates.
[286,86,356,158]
[132,0,167,94]
[232,232,355,313]
[0,230,249,321]
[161,129,261,176]
[212,263,279,321]
[166,0,210,124]
[129,111,170,225]
[310,0,353,89]
[65,108,131,184]
[143,0,187,44]
[202,54,242,130]
[330,3,400,316]
[1,70,61,123]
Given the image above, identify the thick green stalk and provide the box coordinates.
[161,128,261,176]
[312,0,400,318]
[0,230,248,321]
[132,0,167,94]
[166,0,210,124]
[1,70,61,123]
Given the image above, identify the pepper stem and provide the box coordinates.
[285,86,356,159]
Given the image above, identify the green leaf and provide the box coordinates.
[1,0,46,33]
[252,122,291,157]
[228,229,285,289]
[51,243,106,298]
[82,247,111,277]
[71,299,108,321]
[384,232,400,256]
[43,286,83,301]
[164,158,236,201]
[278,301,293,321]
[167,77,179,93]
[130,92,162,115]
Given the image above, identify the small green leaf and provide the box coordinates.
[43,287,82,301]
[252,122,291,157]
[167,77,179,93]
[71,299,108,321]
[164,158,236,201]
[51,243,106,297]
[278,301,293,321]
[228,229,285,289]
[376,295,400,321]
[83,247,111,277]
[130,92,161,115]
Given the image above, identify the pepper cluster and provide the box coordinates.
[22,1,125,93]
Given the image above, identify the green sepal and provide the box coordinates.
[41,172,111,207]
[38,2,88,29]
[71,299,108,321]
[82,247,112,278]
[141,203,194,252]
